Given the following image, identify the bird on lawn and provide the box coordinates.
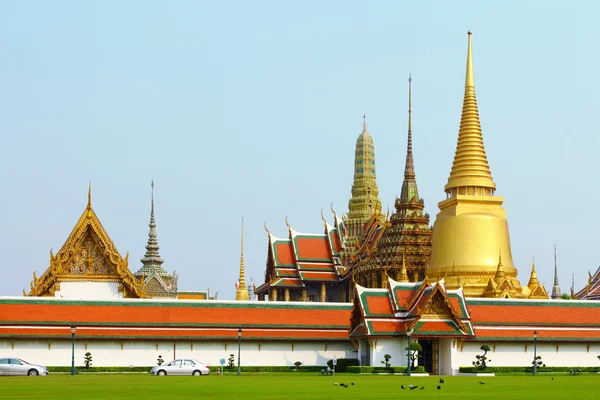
[439,378,445,383]
[351,383,354,386]
[437,385,441,390]
[401,385,406,390]
[419,386,425,390]
[340,384,348,388]
[409,385,418,390]
[334,382,338,385]
[479,381,486,385]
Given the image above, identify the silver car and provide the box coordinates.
[150,359,210,376]
[0,358,48,376]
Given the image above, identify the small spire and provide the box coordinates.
[551,245,562,299]
[235,217,249,300]
[151,180,155,218]
[87,182,92,208]
[445,31,496,193]
[362,113,367,133]
[404,74,415,179]
[528,256,539,287]
[494,248,505,282]
[398,252,409,282]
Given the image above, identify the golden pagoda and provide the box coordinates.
[235,218,249,300]
[427,32,525,297]
[25,185,145,298]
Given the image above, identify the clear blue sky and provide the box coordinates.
[1,1,598,299]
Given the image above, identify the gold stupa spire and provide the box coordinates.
[87,182,92,208]
[528,257,539,287]
[235,217,249,300]
[445,31,496,193]
[494,248,505,283]
[398,252,409,282]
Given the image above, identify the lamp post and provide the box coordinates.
[406,333,411,376]
[237,328,242,376]
[533,330,538,376]
[70,324,76,376]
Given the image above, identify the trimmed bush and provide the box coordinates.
[214,366,326,373]
[48,366,150,373]
[326,358,359,372]
[347,365,426,374]
[459,366,600,373]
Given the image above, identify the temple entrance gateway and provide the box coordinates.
[419,339,439,375]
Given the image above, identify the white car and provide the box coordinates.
[150,359,210,376]
[0,358,48,376]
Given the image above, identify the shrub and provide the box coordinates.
[84,352,93,369]
[326,358,359,372]
[228,354,235,368]
[459,366,600,373]
[157,355,164,366]
[472,345,491,370]
[381,354,392,369]
[405,342,422,368]
[293,361,302,370]
[532,355,546,369]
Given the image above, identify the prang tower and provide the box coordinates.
[339,116,385,268]
[427,32,523,297]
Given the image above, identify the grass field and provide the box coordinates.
[1,373,598,400]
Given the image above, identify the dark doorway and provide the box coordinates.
[419,339,439,375]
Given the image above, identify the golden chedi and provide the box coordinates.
[427,32,525,297]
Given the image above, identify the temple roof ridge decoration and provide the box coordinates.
[444,31,496,193]
[25,184,146,298]
[574,266,600,300]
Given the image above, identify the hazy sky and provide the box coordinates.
[1,1,598,300]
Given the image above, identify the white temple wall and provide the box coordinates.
[370,338,411,367]
[0,339,355,368]
[55,282,122,300]
[453,342,600,368]
[438,338,456,375]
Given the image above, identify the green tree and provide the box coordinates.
[380,354,392,369]
[405,342,422,368]
[294,361,302,371]
[157,355,164,366]
[561,293,571,300]
[228,354,235,368]
[84,352,93,369]
[532,355,546,369]
[472,345,491,370]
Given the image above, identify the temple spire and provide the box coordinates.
[445,31,496,194]
[400,75,418,202]
[551,245,562,299]
[528,257,539,287]
[235,217,249,300]
[398,253,409,282]
[494,248,505,283]
[136,181,166,276]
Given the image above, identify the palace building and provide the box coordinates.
[3,32,599,374]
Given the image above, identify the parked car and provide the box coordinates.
[150,359,210,376]
[0,358,48,376]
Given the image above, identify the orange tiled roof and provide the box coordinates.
[0,298,352,342]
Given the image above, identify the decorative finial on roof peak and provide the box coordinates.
[151,180,155,218]
[87,182,92,208]
[264,221,270,235]
[362,113,367,133]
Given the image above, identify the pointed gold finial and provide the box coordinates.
[362,113,367,133]
[321,209,328,229]
[235,217,249,301]
[330,202,336,215]
[528,256,539,287]
[495,247,505,282]
[445,31,496,193]
[264,221,270,234]
[87,182,92,208]
[399,252,409,282]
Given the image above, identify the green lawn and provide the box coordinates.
[1,373,598,400]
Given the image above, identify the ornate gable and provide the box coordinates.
[25,190,145,298]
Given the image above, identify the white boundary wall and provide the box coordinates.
[0,339,355,368]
